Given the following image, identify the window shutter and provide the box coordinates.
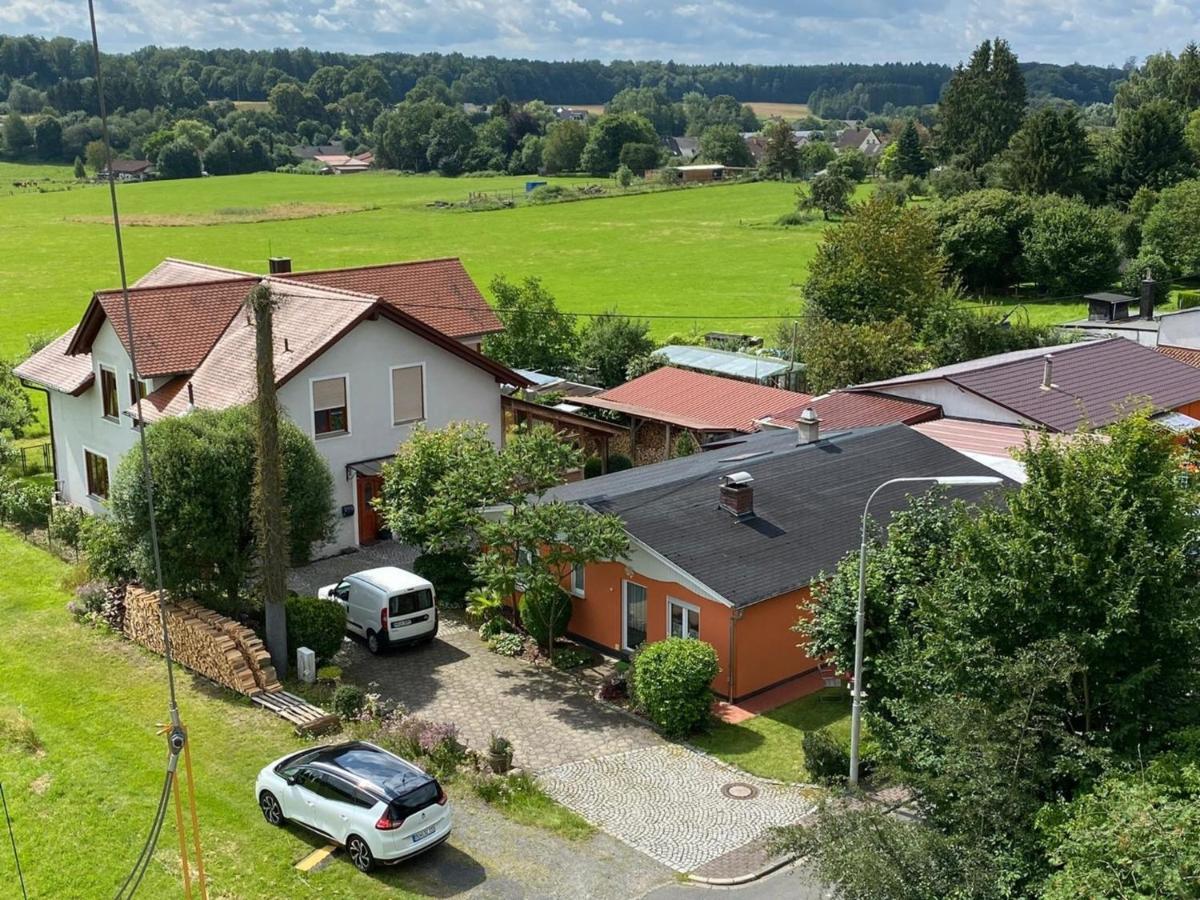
[391,366,424,424]
[312,376,346,411]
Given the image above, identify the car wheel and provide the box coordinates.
[366,630,382,654]
[346,834,374,872]
[259,790,285,826]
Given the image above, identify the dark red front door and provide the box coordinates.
[356,475,383,545]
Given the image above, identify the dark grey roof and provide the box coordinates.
[546,425,1007,607]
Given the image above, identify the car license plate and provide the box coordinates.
[411,824,436,842]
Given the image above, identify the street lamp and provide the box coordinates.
[848,474,1002,788]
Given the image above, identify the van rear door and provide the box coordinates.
[386,588,435,637]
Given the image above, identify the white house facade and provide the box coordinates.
[16,256,524,555]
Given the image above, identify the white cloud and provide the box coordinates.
[3,0,1198,66]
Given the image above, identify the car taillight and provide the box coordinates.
[435,784,447,806]
[381,607,388,631]
[375,812,404,831]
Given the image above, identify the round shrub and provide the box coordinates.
[630,638,719,736]
[413,549,475,608]
[488,632,525,657]
[518,585,573,648]
[802,727,877,784]
[1122,252,1174,308]
[285,595,346,665]
[331,684,365,720]
[607,453,633,473]
[583,456,603,479]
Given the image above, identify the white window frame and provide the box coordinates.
[388,362,427,427]
[570,563,585,598]
[621,580,648,652]
[98,365,120,422]
[667,596,701,640]
[82,446,111,501]
[310,373,351,440]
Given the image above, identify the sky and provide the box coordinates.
[2,0,1198,67]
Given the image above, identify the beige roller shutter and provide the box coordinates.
[312,376,346,411]
[391,365,424,424]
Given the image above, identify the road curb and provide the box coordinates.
[686,853,802,886]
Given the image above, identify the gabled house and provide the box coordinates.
[855,338,1200,433]
[541,423,1005,702]
[16,256,525,553]
[99,159,155,181]
[835,128,882,156]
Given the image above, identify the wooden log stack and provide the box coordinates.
[123,587,282,697]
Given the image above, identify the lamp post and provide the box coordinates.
[848,474,1002,788]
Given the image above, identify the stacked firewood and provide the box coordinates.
[123,588,281,696]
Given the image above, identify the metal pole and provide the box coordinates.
[849,506,869,788]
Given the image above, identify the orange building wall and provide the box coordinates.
[1176,399,1200,419]
[564,559,821,701]
[732,587,822,699]
[566,560,734,696]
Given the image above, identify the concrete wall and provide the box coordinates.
[277,316,503,552]
[1158,308,1200,350]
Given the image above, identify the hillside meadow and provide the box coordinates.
[0,162,845,360]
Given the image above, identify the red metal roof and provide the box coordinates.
[574,367,811,432]
[286,258,502,339]
[1157,345,1200,369]
[773,391,940,430]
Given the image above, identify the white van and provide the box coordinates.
[318,567,438,654]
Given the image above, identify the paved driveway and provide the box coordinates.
[338,620,663,771]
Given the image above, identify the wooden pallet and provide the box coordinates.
[252,690,340,736]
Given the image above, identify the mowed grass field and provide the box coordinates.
[0,161,836,359]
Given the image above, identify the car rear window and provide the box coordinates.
[389,588,433,616]
[389,781,440,819]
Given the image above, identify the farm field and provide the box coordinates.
[0,168,842,358]
[744,101,812,119]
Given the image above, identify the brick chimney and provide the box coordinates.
[1140,269,1156,321]
[796,407,821,445]
[719,471,754,518]
[268,256,292,275]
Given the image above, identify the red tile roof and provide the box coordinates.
[1157,345,1200,369]
[286,258,502,339]
[69,278,257,377]
[574,367,811,432]
[773,391,940,430]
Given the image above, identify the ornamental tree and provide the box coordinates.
[481,275,577,376]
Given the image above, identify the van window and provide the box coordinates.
[389,589,434,616]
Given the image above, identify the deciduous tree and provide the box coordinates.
[482,275,577,375]
[576,312,655,388]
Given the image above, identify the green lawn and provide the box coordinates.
[0,170,837,358]
[692,689,851,783]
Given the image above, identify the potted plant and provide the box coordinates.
[487,733,514,774]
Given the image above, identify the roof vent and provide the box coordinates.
[268,256,292,275]
[1041,354,1054,391]
[796,407,821,445]
[719,471,754,519]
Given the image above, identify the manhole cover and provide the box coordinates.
[721,782,759,800]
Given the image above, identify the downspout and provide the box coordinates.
[727,607,743,703]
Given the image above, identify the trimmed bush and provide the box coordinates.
[518,585,572,648]
[285,595,346,665]
[630,638,719,736]
[80,514,135,584]
[413,549,475,608]
[607,453,633,473]
[802,728,849,784]
[583,457,603,479]
[331,684,365,720]
[1179,290,1200,311]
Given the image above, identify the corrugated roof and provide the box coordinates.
[770,391,940,430]
[14,327,94,395]
[546,425,1007,607]
[1157,345,1200,369]
[286,258,502,339]
[573,367,810,432]
[657,345,796,381]
[864,338,1200,432]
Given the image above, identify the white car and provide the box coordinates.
[255,740,452,871]
[318,566,439,654]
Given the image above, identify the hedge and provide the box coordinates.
[285,595,346,665]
